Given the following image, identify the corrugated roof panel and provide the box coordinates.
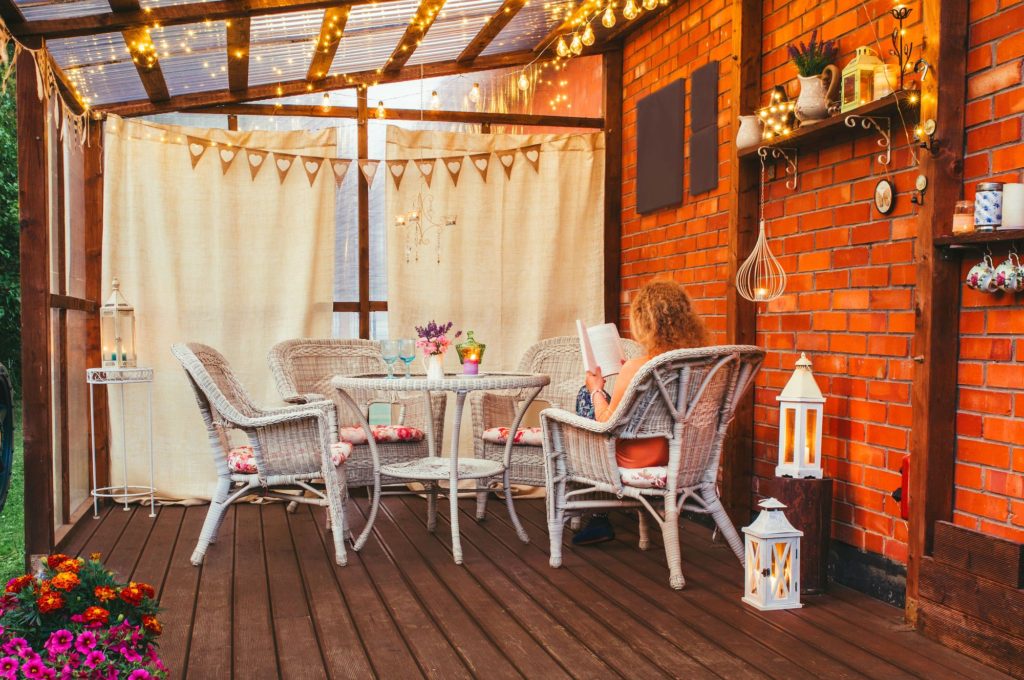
[480,0,574,56]
[161,51,229,96]
[346,0,421,31]
[250,9,325,42]
[49,32,130,70]
[328,25,408,76]
[65,60,148,106]
[15,0,206,21]
[248,40,319,86]
[405,0,506,66]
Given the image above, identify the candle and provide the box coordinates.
[463,353,479,375]
[754,287,768,300]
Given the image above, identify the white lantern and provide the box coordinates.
[742,498,803,610]
[776,352,825,479]
[100,278,137,369]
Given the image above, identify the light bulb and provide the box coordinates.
[623,0,639,20]
[601,4,616,28]
[376,100,385,118]
[517,72,530,91]
[642,0,657,10]
[321,92,330,110]
[430,90,441,109]
[555,36,570,57]
[468,82,481,103]
[570,33,583,55]
[582,23,595,46]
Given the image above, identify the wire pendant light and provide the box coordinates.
[736,152,787,302]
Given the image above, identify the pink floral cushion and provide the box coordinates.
[338,425,425,445]
[481,426,543,447]
[618,466,668,489]
[226,442,353,474]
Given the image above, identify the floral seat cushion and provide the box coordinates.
[227,442,353,474]
[618,466,669,489]
[481,426,543,447]
[338,424,425,445]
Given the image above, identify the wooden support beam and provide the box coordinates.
[722,0,761,528]
[9,0,408,41]
[0,0,25,27]
[457,0,525,64]
[906,0,969,626]
[356,88,370,340]
[17,42,56,561]
[602,48,622,325]
[307,5,350,81]
[121,26,171,102]
[227,17,251,92]
[534,0,599,53]
[384,0,447,74]
[46,55,88,116]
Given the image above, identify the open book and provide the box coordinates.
[576,320,627,377]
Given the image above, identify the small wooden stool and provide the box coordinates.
[763,476,833,594]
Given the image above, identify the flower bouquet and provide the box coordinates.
[1,553,167,679]
[414,321,460,380]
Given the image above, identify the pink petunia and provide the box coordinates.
[84,650,106,669]
[0,639,26,657]
[74,632,97,655]
[0,656,18,679]
[19,658,46,679]
[118,647,142,664]
[45,630,74,656]
[127,670,151,680]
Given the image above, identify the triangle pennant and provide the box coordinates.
[497,150,517,179]
[442,156,464,186]
[469,152,490,183]
[330,159,351,184]
[218,146,239,175]
[416,158,436,187]
[359,160,380,186]
[387,159,408,189]
[273,152,296,183]
[520,144,541,173]
[301,155,324,187]
[246,149,267,181]
[186,136,208,168]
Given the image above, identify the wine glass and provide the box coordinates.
[398,338,416,378]
[381,339,400,379]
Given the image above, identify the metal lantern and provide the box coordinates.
[100,278,137,369]
[742,498,803,611]
[776,352,825,479]
[841,46,883,112]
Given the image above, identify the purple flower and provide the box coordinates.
[84,650,106,669]
[74,632,97,655]
[127,671,151,680]
[45,630,74,656]
[0,639,26,657]
[119,647,143,664]
[15,647,36,662]
[0,656,18,679]
[19,658,45,679]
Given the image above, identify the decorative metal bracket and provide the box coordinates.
[844,115,891,166]
[757,146,798,190]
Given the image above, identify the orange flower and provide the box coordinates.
[89,552,102,562]
[137,582,156,599]
[46,554,70,570]
[94,585,117,602]
[5,575,33,594]
[56,558,82,574]
[119,583,144,606]
[50,572,80,592]
[142,615,162,636]
[83,606,110,625]
[37,590,65,614]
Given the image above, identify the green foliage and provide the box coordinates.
[0,73,19,391]
[788,29,838,78]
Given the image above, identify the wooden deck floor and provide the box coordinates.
[59,496,1006,680]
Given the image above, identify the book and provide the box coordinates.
[576,320,627,377]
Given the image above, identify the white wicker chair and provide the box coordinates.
[470,335,642,520]
[541,345,764,589]
[267,339,446,490]
[172,343,349,567]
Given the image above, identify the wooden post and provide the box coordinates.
[906,0,969,625]
[84,122,109,493]
[603,49,623,325]
[722,0,761,527]
[357,87,370,339]
[17,44,55,560]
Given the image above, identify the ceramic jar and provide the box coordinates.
[794,65,840,124]
[736,115,763,150]
[974,182,1003,231]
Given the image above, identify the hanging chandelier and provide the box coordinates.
[395,191,456,264]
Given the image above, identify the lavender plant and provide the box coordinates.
[788,30,838,77]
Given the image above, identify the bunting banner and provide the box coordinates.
[520,144,541,173]
[218,146,239,175]
[273,152,296,183]
[415,159,435,187]
[497,149,517,179]
[330,159,351,184]
[301,156,324,186]
[469,152,490,183]
[246,149,267,181]
[387,159,408,189]
[442,156,463,186]
[187,136,208,169]
[359,160,380,186]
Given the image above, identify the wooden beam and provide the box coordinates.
[46,55,88,116]
[722,0,761,528]
[191,102,605,127]
[10,0,408,41]
[906,0,969,626]
[121,26,171,102]
[0,0,25,28]
[457,0,525,64]
[534,0,599,53]
[602,48,622,325]
[307,5,350,81]
[17,42,56,561]
[227,17,251,92]
[356,88,370,340]
[384,0,447,74]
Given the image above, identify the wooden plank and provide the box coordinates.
[55,134,70,526]
[130,505,185,587]
[102,504,157,580]
[384,0,447,73]
[906,0,969,624]
[83,125,109,493]
[226,17,251,92]
[602,49,622,325]
[232,504,279,678]
[155,508,205,678]
[917,599,1024,679]
[920,556,1024,637]
[121,27,171,102]
[58,504,111,556]
[357,88,370,340]
[932,520,1024,588]
[456,0,525,64]
[935,227,1024,247]
[333,300,388,313]
[534,0,599,53]
[722,0,762,530]
[307,5,350,81]
[187,505,235,678]
[49,294,99,313]
[17,42,55,562]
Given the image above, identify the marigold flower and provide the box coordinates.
[46,554,70,570]
[119,584,143,607]
[4,575,32,594]
[37,591,65,614]
[83,606,110,626]
[137,582,156,599]
[89,552,102,562]
[141,615,162,636]
[93,586,117,602]
[56,559,82,574]
[50,572,80,592]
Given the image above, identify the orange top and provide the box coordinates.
[594,356,669,469]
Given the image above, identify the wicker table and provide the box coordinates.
[332,372,550,564]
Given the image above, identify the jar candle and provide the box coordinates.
[1001,183,1024,229]
[974,182,1003,232]
[952,200,975,235]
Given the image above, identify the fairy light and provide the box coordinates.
[569,33,583,55]
[642,0,658,10]
[555,36,570,58]
[581,23,595,47]
[518,71,530,91]
[322,92,331,111]
[623,0,640,20]
[602,3,616,28]
[430,90,441,109]
[377,100,386,118]
[468,82,481,103]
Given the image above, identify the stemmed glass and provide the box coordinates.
[399,338,416,378]
[381,339,400,379]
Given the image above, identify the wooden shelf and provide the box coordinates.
[738,90,920,158]
[934,228,1024,248]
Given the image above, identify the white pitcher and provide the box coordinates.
[794,65,839,124]
[421,353,446,380]
[736,115,763,150]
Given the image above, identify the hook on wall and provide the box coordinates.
[845,115,891,166]
[758,146,798,191]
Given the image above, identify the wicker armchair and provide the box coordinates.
[267,339,446,490]
[470,335,642,520]
[541,345,764,589]
[172,343,349,567]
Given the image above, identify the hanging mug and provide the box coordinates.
[995,252,1024,293]
[966,253,998,292]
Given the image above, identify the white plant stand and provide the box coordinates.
[87,367,156,519]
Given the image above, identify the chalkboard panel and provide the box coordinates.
[690,60,719,196]
[636,79,685,214]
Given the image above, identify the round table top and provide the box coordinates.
[331,371,550,392]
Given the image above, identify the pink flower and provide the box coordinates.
[127,671,151,680]
[0,639,26,657]
[84,650,106,669]
[19,658,46,679]
[74,632,97,655]
[0,656,18,679]
[45,630,74,655]
[118,647,142,664]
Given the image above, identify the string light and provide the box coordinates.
[581,23,595,47]
[602,3,617,28]
[569,33,583,55]
[623,0,640,20]
[468,82,481,103]
[642,0,658,9]
[430,90,441,109]
[555,36,570,58]
[322,92,330,111]
[376,100,386,118]
[518,71,530,91]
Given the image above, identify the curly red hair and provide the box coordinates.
[629,280,707,356]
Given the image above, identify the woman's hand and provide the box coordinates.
[585,367,605,394]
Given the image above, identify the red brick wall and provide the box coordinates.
[954,1,1024,544]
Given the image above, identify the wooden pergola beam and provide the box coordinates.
[534,0,599,53]
[227,17,251,91]
[121,26,171,102]
[0,0,25,26]
[46,54,88,115]
[384,0,447,74]
[457,0,525,64]
[306,5,351,81]
[9,0,407,41]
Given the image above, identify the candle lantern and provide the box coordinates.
[841,47,883,112]
[776,352,825,479]
[455,330,485,375]
[100,278,137,369]
[742,498,803,610]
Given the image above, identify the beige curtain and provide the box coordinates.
[102,116,336,499]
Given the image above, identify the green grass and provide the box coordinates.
[0,405,24,583]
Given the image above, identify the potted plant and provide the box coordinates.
[414,321,461,380]
[788,30,839,124]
